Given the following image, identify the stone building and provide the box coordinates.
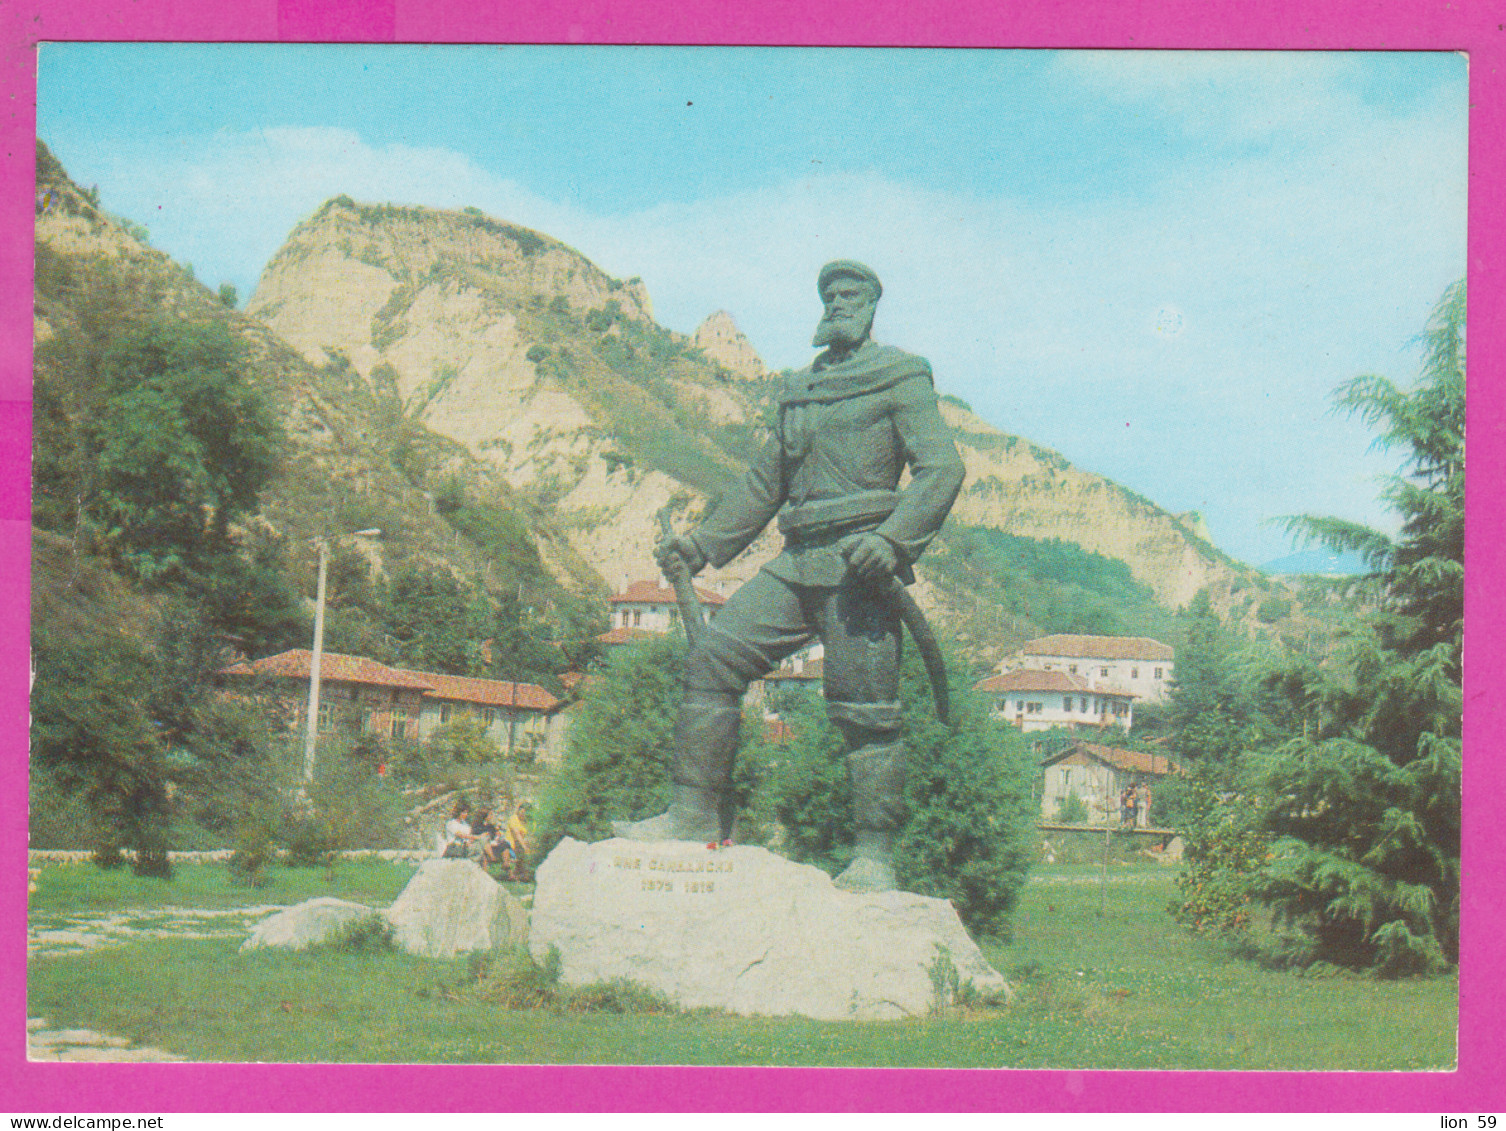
[974,668,1135,734]
[1038,740,1180,826]
[1001,633,1175,703]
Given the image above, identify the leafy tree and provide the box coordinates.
[31,630,172,873]
[425,714,504,765]
[533,634,686,856]
[88,319,282,585]
[1165,591,1266,774]
[379,565,491,675]
[1176,282,1464,975]
[760,647,1037,937]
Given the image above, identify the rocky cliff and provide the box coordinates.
[247,196,1258,635]
[33,144,601,638]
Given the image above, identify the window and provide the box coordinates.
[316,702,336,733]
[1068,664,1077,674]
[1100,666,1110,677]
[1026,701,1043,714]
[483,708,496,726]
[1081,697,1089,713]
[1063,696,1073,711]
[1016,700,1025,711]
[1131,667,1139,679]
[390,714,409,740]
[1154,667,1163,679]
[440,702,453,724]
[632,610,642,627]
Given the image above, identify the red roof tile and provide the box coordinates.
[1020,634,1174,662]
[221,650,436,691]
[610,579,727,607]
[392,669,560,712]
[974,669,1136,698]
[1046,741,1181,776]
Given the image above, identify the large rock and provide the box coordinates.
[529,838,1010,1021]
[384,859,529,958]
[240,897,374,952]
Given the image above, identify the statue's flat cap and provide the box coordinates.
[818,260,882,299]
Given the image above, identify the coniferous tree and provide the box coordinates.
[1247,281,1464,974]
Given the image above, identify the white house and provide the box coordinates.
[608,579,727,631]
[598,579,728,646]
[1003,634,1175,704]
[973,668,1135,734]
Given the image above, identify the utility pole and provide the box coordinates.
[303,538,329,783]
[303,528,381,783]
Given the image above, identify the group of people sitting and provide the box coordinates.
[443,797,531,880]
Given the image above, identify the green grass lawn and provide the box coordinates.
[27,860,1457,1069]
[27,858,428,914]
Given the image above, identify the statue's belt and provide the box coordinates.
[777,490,898,543]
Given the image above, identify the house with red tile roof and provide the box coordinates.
[1001,634,1175,703]
[219,649,566,763]
[599,579,727,644]
[1038,740,1180,825]
[974,667,1135,734]
[391,667,562,759]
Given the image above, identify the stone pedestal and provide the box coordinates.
[529,837,1009,1021]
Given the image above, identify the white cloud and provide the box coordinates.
[71,83,1463,564]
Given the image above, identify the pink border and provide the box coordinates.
[3,0,1500,1113]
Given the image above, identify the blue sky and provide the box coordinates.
[36,45,1468,568]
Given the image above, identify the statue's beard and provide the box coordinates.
[812,308,874,350]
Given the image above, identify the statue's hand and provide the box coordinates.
[655,533,707,576]
[842,532,899,583]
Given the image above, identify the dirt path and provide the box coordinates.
[26,1017,186,1062]
[27,904,286,960]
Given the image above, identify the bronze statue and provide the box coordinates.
[617,260,965,892]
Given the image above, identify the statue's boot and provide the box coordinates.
[833,735,906,892]
[613,694,740,843]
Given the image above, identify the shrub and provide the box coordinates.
[228,801,281,887]
[533,635,685,855]
[318,914,396,954]
[1256,595,1293,623]
[762,648,1037,938]
[1053,792,1090,824]
[283,814,337,868]
[424,715,503,765]
[1169,768,1269,937]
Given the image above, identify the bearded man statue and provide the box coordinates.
[616,260,965,892]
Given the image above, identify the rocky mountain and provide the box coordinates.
[247,195,1263,638]
[692,310,767,381]
[32,143,603,655]
[35,134,1280,671]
